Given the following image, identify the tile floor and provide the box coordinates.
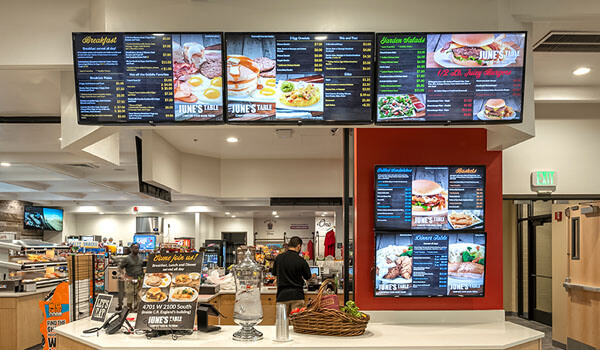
[506,316,562,350]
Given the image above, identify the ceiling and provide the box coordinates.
[1,1,600,213]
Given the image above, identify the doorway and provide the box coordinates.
[221,232,247,269]
[516,200,553,326]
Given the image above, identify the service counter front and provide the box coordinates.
[55,311,544,350]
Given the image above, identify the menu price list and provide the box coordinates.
[411,234,448,296]
[375,167,412,230]
[448,166,485,211]
[275,33,373,121]
[74,33,175,123]
[375,32,525,122]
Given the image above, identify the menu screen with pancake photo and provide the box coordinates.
[225,32,374,124]
[135,252,203,330]
[374,165,485,231]
[73,33,224,124]
[375,32,526,124]
[375,232,486,297]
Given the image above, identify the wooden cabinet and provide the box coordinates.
[218,294,236,325]
[207,296,220,326]
[261,294,276,325]
[0,292,47,350]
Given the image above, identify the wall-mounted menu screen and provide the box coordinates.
[225,33,374,124]
[375,32,526,124]
[375,166,485,231]
[375,232,486,297]
[73,33,224,124]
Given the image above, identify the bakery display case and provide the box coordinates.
[0,239,70,289]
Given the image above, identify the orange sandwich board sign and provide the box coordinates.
[39,282,70,350]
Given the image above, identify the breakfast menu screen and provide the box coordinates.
[375,32,526,123]
[73,33,223,124]
[375,232,486,297]
[375,166,485,231]
[225,33,374,123]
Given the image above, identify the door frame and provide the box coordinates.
[527,215,552,326]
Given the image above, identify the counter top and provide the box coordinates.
[0,286,56,298]
[55,316,544,350]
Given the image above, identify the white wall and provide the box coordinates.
[503,119,600,195]
[213,217,254,245]
[253,216,315,245]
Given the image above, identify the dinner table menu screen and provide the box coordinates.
[375,232,486,297]
[73,33,223,124]
[375,166,485,231]
[375,32,526,123]
[225,33,374,123]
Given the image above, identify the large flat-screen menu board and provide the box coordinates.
[73,33,224,124]
[225,33,374,124]
[375,232,486,297]
[375,166,485,231]
[375,32,526,124]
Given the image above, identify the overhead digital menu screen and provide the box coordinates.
[375,165,485,231]
[73,33,224,124]
[375,232,486,297]
[375,32,526,124]
[225,33,374,124]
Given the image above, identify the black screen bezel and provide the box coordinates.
[373,165,487,232]
[224,32,376,126]
[72,32,226,126]
[23,206,64,231]
[373,231,487,298]
[374,31,527,125]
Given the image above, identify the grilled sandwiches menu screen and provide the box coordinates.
[375,166,485,231]
[375,232,486,297]
[73,33,223,124]
[225,33,374,123]
[376,32,525,123]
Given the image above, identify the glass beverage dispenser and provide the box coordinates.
[232,250,264,341]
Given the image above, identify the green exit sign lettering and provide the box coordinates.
[531,171,557,193]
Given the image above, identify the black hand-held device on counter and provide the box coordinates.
[197,303,225,332]
[83,306,133,335]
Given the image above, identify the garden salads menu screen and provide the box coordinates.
[376,32,526,123]
[73,33,223,124]
[226,33,374,123]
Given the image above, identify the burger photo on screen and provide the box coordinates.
[411,179,448,213]
[442,33,507,67]
[481,99,515,119]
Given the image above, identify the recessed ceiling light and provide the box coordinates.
[225,212,230,215]
[226,137,239,143]
[573,67,591,76]
[99,212,104,215]
[275,215,279,218]
[272,211,277,215]
[0,162,11,167]
[231,215,236,218]
[58,137,62,141]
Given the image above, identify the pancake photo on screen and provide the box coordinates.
[476,99,516,120]
[434,33,520,68]
[411,179,448,214]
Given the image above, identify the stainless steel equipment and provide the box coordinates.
[135,216,164,234]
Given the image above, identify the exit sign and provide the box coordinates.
[531,171,557,193]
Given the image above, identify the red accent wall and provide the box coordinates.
[354,128,503,310]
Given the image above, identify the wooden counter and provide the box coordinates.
[0,287,54,350]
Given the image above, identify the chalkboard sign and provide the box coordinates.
[375,232,486,297]
[375,165,485,231]
[91,294,113,322]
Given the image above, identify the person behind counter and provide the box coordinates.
[272,236,314,314]
[119,243,144,310]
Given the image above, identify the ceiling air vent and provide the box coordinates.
[65,163,100,169]
[534,32,600,52]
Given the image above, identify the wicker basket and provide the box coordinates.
[289,279,369,336]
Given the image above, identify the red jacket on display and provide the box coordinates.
[307,239,314,260]
[324,230,336,257]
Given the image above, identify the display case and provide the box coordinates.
[0,239,70,289]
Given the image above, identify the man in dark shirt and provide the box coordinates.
[119,243,144,309]
[272,236,313,314]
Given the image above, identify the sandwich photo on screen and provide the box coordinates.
[411,168,448,229]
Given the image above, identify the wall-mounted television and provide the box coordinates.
[375,32,526,124]
[225,32,374,124]
[134,234,157,251]
[73,32,224,125]
[24,206,64,231]
[375,232,486,297]
[374,165,485,231]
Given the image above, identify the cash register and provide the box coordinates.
[307,266,321,291]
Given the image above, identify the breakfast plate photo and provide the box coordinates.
[275,81,324,112]
[143,273,171,289]
[169,287,199,302]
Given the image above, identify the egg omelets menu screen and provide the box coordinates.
[225,33,374,123]
[375,166,485,231]
[375,232,486,297]
[376,32,525,123]
[73,33,223,124]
